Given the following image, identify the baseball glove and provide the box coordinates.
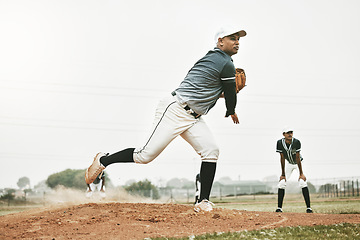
[235,68,246,93]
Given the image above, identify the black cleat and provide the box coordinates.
[275,208,283,212]
[306,208,313,213]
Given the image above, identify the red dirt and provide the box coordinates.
[1,202,360,240]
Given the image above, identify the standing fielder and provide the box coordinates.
[276,127,313,213]
[85,26,247,212]
[86,171,106,198]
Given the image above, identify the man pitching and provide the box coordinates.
[85,25,247,212]
[276,127,313,213]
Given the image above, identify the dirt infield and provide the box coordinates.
[1,203,360,240]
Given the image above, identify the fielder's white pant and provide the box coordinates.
[86,180,106,198]
[89,180,104,192]
[133,95,219,164]
[278,161,308,189]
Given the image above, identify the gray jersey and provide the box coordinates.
[174,48,236,115]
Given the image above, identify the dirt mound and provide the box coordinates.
[1,202,360,240]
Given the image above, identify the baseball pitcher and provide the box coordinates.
[85,25,247,212]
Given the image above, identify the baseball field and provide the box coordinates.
[1,190,359,239]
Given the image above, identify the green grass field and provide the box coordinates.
[152,194,360,240]
[152,223,360,240]
[213,194,360,214]
[0,202,46,216]
[156,194,360,240]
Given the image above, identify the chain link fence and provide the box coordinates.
[2,176,359,206]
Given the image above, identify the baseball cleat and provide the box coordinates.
[100,191,106,199]
[275,208,283,213]
[194,199,214,212]
[85,152,107,184]
[86,190,93,198]
[306,208,313,213]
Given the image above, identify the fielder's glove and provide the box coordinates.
[235,68,246,93]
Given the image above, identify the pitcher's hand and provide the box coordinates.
[230,113,239,124]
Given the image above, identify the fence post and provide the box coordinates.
[327,184,329,198]
[220,186,222,201]
[340,181,343,197]
[324,185,327,198]
[187,189,189,203]
[336,184,339,198]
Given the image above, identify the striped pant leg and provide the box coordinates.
[133,96,198,164]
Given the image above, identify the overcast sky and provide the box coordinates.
[1,0,359,189]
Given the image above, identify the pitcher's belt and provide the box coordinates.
[171,91,201,119]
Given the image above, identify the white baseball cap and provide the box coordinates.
[282,126,294,133]
[214,26,247,44]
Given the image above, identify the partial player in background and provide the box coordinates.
[85,25,247,213]
[86,171,106,199]
[195,173,200,204]
[275,127,313,213]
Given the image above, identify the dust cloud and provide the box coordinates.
[41,186,160,208]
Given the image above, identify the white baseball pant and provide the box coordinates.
[89,180,104,192]
[133,95,219,164]
[278,161,308,189]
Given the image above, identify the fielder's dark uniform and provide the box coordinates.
[276,137,303,165]
[276,136,312,213]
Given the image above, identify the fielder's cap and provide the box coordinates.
[282,126,294,133]
[214,26,247,44]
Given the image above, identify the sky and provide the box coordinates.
[1,0,360,189]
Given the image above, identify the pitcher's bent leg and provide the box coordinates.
[181,118,219,201]
[180,117,219,162]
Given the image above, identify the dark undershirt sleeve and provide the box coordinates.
[222,81,237,116]
[220,61,237,117]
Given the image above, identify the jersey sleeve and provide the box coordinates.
[294,139,301,152]
[220,61,236,81]
[276,140,283,153]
